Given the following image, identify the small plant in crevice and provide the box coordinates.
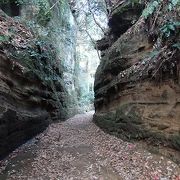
[160,21,180,38]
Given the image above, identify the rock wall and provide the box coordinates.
[94,1,180,150]
[20,0,79,117]
[0,0,78,159]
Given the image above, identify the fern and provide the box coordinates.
[160,21,180,37]
[172,43,180,50]
[0,35,10,42]
[0,0,6,4]
[142,0,161,19]
[168,0,180,11]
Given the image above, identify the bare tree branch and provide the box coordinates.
[84,14,101,61]
[87,0,106,35]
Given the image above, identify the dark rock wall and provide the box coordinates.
[0,50,50,159]
[94,1,180,150]
[0,5,75,159]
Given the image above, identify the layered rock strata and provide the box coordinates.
[94,1,180,150]
[0,8,71,158]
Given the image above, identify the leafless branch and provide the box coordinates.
[87,0,106,34]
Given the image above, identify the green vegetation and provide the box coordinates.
[142,0,161,19]
[10,38,58,83]
[0,35,9,42]
[17,0,52,26]
[172,43,180,50]
[160,21,180,37]
[171,133,180,150]
[142,0,180,19]
[168,0,180,10]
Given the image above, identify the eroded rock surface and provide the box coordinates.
[0,9,72,158]
[94,0,180,151]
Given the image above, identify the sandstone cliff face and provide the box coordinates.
[0,6,74,158]
[94,1,180,150]
[20,0,79,117]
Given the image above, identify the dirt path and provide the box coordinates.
[0,112,179,180]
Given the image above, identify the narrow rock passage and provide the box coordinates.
[0,112,179,180]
